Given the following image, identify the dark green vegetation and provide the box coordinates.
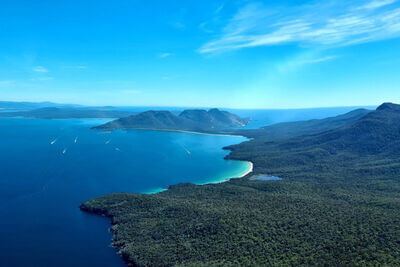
[0,107,137,119]
[81,103,400,266]
[94,108,249,132]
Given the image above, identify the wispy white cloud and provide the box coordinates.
[276,54,339,73]
[359,0,396,10]
[33,66,48,72]
[215,4,224,14]
[199,0,400,53]
[159,53,173,58]
[301,55,339,64]
[199,4,226,33]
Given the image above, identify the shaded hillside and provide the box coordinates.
[239,108,371,140]
[96,110,196,130]
[227,103,400,179]
[0,107,136,119]
[94,108,249,132]
[81,103,400,266]
[301,103,400,154]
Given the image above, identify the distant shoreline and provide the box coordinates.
[96,127,243,137]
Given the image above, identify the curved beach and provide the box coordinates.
[144,160,254,194]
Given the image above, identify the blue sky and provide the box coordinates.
[1,0,400,108]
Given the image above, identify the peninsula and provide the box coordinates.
[93,108,249,133]
[81,103,400,266]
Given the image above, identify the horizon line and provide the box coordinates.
[0,99,381,111]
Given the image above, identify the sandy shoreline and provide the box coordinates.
[239,161,254,178]
[144,160,254,194]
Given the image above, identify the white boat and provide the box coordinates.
[182,145,191,155]
[105,140,111,145]
[74,137,78,143]
[50,138,57,145]
[62,149,67,155]
[115,147,121,151]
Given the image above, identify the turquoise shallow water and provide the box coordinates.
[0,118,250,266]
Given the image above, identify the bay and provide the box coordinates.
[0,118,250,266]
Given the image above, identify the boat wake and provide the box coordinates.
[182,145,191,155]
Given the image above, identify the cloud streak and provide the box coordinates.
[359,0,396,9]
[301,55,339,64]
[33,66,48,72]
[199,0,400,53]
[159,53,173,58]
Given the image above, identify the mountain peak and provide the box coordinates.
[376,102,400,111]
[208,108,220,113]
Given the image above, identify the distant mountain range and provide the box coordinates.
[94,108,249,132]
[228,102,400,174]
[296,102,400,154]
[240,108,372,140]
[0,107,137,119]
[0,101,83,111]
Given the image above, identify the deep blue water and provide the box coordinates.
[0,118,250,266]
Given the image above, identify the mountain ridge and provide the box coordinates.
[0,107,137,119]
[239,108,371,140]
[94,108,249,132]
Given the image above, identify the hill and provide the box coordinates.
[81,103,400,266]
[239,108,371,140]
[94,108,249,132]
